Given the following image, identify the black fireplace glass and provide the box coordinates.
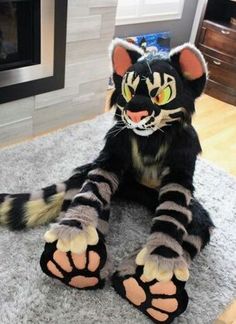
[0,0,40,71]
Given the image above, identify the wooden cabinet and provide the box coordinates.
[197,20,236,105]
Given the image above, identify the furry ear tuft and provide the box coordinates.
[109,38,144,77]
[113,46,132,76]
[169,43,208,98]
[169,43,208,81]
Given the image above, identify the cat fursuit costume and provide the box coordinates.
[0,39,214,323]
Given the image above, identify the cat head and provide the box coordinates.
[109,38,208,137]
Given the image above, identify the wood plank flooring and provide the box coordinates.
[194,94,236,177]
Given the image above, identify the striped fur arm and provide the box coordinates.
[135,179,193,282]
[151,182,193,250]
[59,168,119,234]
[44,167,120,253]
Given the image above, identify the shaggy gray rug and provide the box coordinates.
[0,112,235,324]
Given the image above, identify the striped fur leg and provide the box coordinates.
[40,168,119,289]
[182,199,214,265]
[135,182,193,284]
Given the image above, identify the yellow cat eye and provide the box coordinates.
[153,86,172,106]
[123,84,134,102]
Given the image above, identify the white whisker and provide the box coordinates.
[107,122,127,136]
[151,125,165,133]
[107,127,122,135]
[112,126,127,137]
[114,113,123,118]
[145,60,152,74]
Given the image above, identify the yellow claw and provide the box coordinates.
[136,247,148,266]
[56,239,71,252]
[143,260,158,282]
[86,226,99,245]
[70,232,87,254]
[174,267,190,282]
[44,230,57,243]
[156,268,173,282]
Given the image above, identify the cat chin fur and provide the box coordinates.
[132,128,155,136]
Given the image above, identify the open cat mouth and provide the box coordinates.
[116,102,185,137]
[118,106,185,137]
[121,110,164,136]
[121,111,157,136]
[123,111,155,128]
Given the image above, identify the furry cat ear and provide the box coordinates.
[109,38,144,77]
[169,43,208,97]
[169,43,208,80]
[109,38,144,108]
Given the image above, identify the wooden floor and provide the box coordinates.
[215,299,236,324]
[194,94,236,177]
[105,92,236,177]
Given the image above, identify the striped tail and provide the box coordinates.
[0,183,67,230]
[0,163,94,230]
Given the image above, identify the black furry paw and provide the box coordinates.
[40,234,108,290]
[112,264,188,323]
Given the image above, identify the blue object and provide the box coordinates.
[127,31,171,55]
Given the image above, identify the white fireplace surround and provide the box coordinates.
[0,0,118,146]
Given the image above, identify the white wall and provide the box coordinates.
[115,0,198,47]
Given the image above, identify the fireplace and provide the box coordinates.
[0,0,67,104]
[0,0,40,71]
